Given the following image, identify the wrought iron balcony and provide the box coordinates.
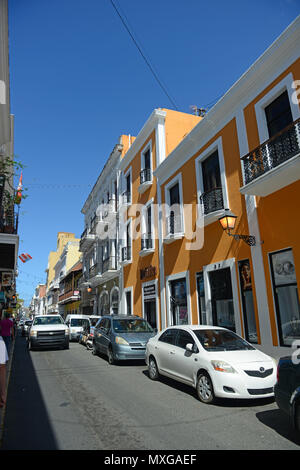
[166,211,183,237]
[141,235,154,251]
[140,168,152,185]
[0,211,18,234]
[199,187,224,216]
[121,246,131,262]
[122,191,131,205]
[102,255,117,273]
[241,118,300,186]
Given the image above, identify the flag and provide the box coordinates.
[18,253,32,263]
[15,172,23,205]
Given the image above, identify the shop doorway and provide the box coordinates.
[208,267,236,332]
[145,300,157,329]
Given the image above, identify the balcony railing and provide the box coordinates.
[141,235,153,251]
[122,191,131,205]
[199,187,224,215]
[102,255,117,272]
[0,211,18,234]
[140,168,152,185]
[121,246,131,262]
[166,211,183,236]
[241,118,300,185]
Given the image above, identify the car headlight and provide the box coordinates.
[115,336,129,345]
[30,330,37,338]
[211,360,236,373]
[65,328,69,335]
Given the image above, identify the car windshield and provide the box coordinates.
[70,318,86,327]
[194,329,255,352]
[33,316,64,325]
[113,319,153,333]
[90,318,100,326]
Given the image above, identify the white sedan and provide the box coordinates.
[145,325,277,404]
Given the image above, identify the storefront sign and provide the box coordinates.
[143,283,156,300]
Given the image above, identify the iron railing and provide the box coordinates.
[166,211,183,236]
[141,235,153,251]
[199,187,224,215]
[140,168,152,185]
[241,118,300,185]
[121,246,131,262]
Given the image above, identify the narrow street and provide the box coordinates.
[1,333,300,451]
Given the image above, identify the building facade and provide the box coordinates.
[45,232,80,314]
[58,260,82,318]
[0,0,19,317]
[120,17,300,357]
[79,135,132,316]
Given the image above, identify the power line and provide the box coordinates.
[109,0,179,111]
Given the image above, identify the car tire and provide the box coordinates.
[196,372,215,404]
[92,344,98,356]
[107,346,116,365]
[148,356,159,380]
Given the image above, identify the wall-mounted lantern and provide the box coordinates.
[219,209,256,246]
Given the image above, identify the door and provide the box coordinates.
[209,267,236,332]
[145,300,157,329]
[96,318,111,353]
[156,329,178,375]
[169,330,197,385]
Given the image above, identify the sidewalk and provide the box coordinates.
[0,335,16,446]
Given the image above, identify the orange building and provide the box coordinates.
[119,17,300,357]
[119,108,201,330]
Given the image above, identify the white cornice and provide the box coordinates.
[119,109,167,172]
[154,16,300,184]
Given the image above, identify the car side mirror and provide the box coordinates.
[185,343,194,352]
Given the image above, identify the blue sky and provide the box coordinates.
[8,0,299,306]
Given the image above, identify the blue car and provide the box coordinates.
[92,315,156,364]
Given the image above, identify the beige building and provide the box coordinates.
[45,232,80,314]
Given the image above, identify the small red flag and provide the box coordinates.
[19,253,32,263]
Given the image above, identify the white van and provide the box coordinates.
[65,314,90,341]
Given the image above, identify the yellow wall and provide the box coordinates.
[243,58,300,345]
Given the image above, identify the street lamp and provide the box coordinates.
[87,285,92,293]
[218,209,256,246]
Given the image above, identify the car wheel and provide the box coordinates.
[148,357,159,380]
[196,372,215,404]
[107,346,116,365]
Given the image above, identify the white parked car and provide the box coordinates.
[146,325,277,404]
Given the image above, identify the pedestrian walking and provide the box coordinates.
[0,312,14,356]
[0,335,8,408]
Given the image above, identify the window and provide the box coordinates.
[140,144,152,185]
[122,219,132,262]
[158,329,178,345]
[123,170,131,204]
[170,278,188,325]
[141,202,154,251]
[176,330,195,350]
[269,248,300,347]
[125,290,132,316]
[265,90,293,138]
[196,272,207,324]
[200,150,223,215]
[165,175,184,237]
[238,260,258,343]
[195,138,228,223]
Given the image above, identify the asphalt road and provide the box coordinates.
[1,333,300,451]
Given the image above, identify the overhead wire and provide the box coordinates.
[109,0,179,111]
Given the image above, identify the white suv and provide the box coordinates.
[28,315,70,350]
